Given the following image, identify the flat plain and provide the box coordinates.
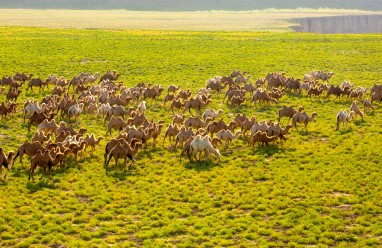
[0,9,381,31]
[0,27,382,247]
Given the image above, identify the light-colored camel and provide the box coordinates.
[336,110,354,130]
[350,101,364,120]
[188,135,220,162]
[202,108,223,121]
[216,130,242,145]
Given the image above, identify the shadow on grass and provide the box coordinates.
[184,159,220,172]
[26,178,57,193]
[248,145,285,156]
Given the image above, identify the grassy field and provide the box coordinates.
[0,27,382,247]
[0,9,381,31]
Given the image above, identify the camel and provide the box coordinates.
[168,84,180,93]
[163,124,180,146]
[37,119,59,134]
[291,112,318,131]
[127,113,147,127]
[188,135,220,162]
[13,72,33,82]
[68,103,85,121]
[51,85,66,96]
[249,131,281,147]
[207,80,228,94]
[285,78,301,93]
[163,92,176,106]
[234,113,247,127]
[370,83,382,95]
[177,89,192,99]
[32,131,52,144]
[242,82,256,95]
[250,120,270,137]
[98,103,112,118]
[350,101,364,120]
[107,116,128,136]
[27,78,50,93]
[327,85,346,100]
[0,102,18,120]
[216,130,242,145]
[144,86,164,102]
[251,89,278,106]
[83,134,104,152]
[204,119,228,137]
[278,105,304,122]
[28,149,65,182]
[235,74,251,84]
[230,95,246,106]
[363,99,374,113]
[0,148,15,179]
[174,127,194,149]
[336,110,353,130]
[105,105,130,122]
[179,135,195,162]
[371,91,382,104]
[28,112,56,131]
[6,88,22,102]
[170,98,185,114]
[0,76,13,86]
[223,89,246,104]
[67,141,87,161]
[202,108,223,121]
[172,114,185,125]
[241,116,257,136]
[138,101,146,114]
[106,140,142,173]
[184,97,212,116]
[13,141,45,167]
[307,86,324,99]
[316,72,334,82]
[99,71,120,82]
[184,117,212,129]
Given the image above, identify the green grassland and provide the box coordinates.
[0,27,382,247]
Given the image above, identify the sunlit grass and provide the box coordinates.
[0,27,381,246]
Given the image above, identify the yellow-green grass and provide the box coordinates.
[0,27,382,247]
[0,9,381,31]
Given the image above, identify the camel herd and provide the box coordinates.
[0,68,381,181]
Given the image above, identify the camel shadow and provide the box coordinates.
[26,179,57,193]
[184,160,220,171]
[106,162,141,180]
[249,145,284,156]
[338,129,353,135]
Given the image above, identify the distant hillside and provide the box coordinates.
[1,0,382,11]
